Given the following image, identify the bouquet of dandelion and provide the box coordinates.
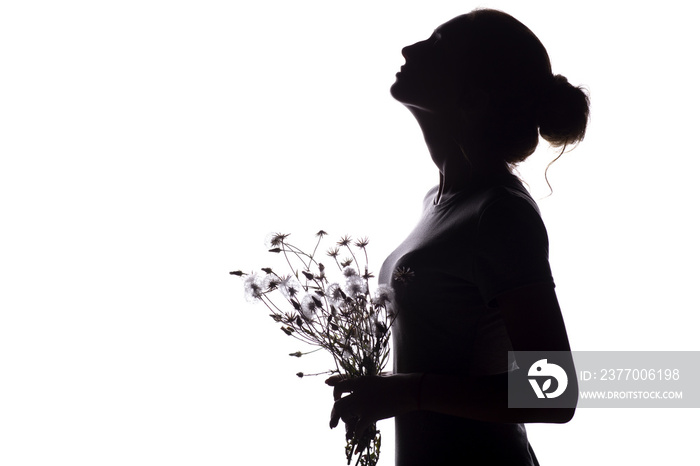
[231,231,397,466]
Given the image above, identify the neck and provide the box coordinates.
[407,106,510,204]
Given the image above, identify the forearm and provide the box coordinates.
[413,371,575,424]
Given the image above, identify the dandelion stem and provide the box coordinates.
[308,233,324,270]
[279,244,299,279]
[298,369,335,377]
[284,242,322,270]
[354,448,363,466]
[332,255,343,272]
[261,293,284,315]
[344,244,360,274]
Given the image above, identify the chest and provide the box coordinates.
[379,205,484,309]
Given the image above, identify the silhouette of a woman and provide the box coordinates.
[327,9,589,465]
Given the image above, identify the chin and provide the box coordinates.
[390,76,434,110]
[391,86,432,113]
[389,79,402,100]
[390,78,414,104]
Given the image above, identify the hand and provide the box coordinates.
[325,373,420,450]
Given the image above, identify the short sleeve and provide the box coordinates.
[472,194,554,306]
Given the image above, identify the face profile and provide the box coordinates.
[390,10,588,168]
[390,28,461,113]
[389,14,483,115]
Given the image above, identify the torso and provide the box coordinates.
[379,174,549,465]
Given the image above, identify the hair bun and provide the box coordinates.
[537,74,590,148]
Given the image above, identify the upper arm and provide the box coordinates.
[472,195,553,307]
[473,193,572,352]
[495,283,578,420]
[494,282,571,352]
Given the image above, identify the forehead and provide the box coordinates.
[434,14,472,38]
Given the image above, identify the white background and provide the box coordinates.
[1,1,698,464]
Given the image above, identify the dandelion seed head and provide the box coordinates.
[372,284,395,308]
[264,232,290,248]
[243,273,264,301]
[345,275,367,298]
[354,237,370,249]
[263,275,280,291]
[279,275,302,299]
[326,283,345,303]
[300,294,317,320]
[337,235,352,247]
[343,266,358,278]
[393,266,415,283]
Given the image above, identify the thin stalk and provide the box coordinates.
[343,243,360,272]
[308,233,325,270]
[279,243,299,279]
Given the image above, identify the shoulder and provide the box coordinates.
[471,181,554,305]
[422,185,439,211]
[474,179,549,250]
[476,178,544,228]
[480,175,539,211]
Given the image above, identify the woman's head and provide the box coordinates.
[391,9,589,166]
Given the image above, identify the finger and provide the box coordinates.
[324,374,348,385]
[332,378,358,400]
[345,415,360,441]
[355,418,371,441]
[329,405,340,429]
[333,383,345,401]
[330,395,352,429]
[354,418,372,453]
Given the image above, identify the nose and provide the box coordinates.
[401,41,423,60]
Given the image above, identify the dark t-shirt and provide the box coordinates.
[378,174,552,465]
